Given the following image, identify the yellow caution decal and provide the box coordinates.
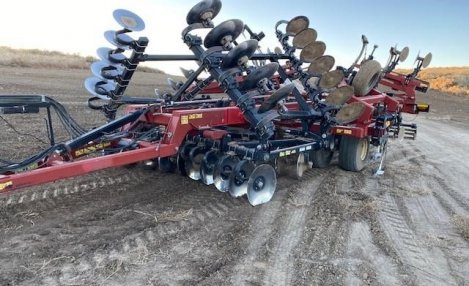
[181,113,203,125]
[74,142,111,157]
[0,181,13,192]
[336,128,352,135]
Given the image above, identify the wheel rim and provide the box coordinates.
[368,72,380,90]
[359,138,369,161]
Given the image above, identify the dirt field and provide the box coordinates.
[1,66,469,286]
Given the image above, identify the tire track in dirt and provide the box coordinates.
[344,221,401,285]
[227,168,331,285]
[404,195,469,284]
[55,199,244,286]
[0,167,150,207]
[377,192,458,285]
[288,169,354,285]
[0,168,249,285]
[262,171,329,285]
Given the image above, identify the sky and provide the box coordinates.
[1,0,468,76]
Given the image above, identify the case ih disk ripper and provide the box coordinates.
[0,0,432,205]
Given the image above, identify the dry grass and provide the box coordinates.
[452,215,469,241]
[396,66,469,95]
[0,46,163,73]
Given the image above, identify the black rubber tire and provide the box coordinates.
[352,60,382,96]
[338,136,369,172]
[310,149,333,168]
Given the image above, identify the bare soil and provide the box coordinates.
[1,66,469,285]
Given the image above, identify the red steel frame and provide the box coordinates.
[0,106,247,193]
[0,71,427,194]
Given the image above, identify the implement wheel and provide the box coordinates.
[352,60,381,96]
[338,136,369,171]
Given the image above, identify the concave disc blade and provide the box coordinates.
[113,9,145,31]
[186,0,222,25]
[90,61,124,80]
[247,164,277,206]
[335,102,366,124]
[318,69,344,89]
[213,155,239,192]
[221,39,258,69]
[84,77,115,100]
[258,83,295,113]
[200,149,220,185]
[300,41,326,63]
[228,160,255,197]
[204,19,244,49]
[240,62,279,91]
[324,85,354,105]
[292,28,317,49]
[286,16,309,36]
[185,146,206,181]
[307,55,335,75]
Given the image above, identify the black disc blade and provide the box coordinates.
[204,19,244,49]
[221,39,258,69]
[186,0,222,25]
[258,83,295,113]
[113,9,145,31]
[240,63,279,91]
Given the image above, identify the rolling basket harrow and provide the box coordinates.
[0,0,432,206]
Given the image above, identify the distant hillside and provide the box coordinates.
[396,67,469,95]
[0,46,163,74]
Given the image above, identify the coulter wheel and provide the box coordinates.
[247,164,278,206]
[338,136,369,172]
[352,60,382,96]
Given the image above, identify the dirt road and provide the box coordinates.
[0,67,468,285]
